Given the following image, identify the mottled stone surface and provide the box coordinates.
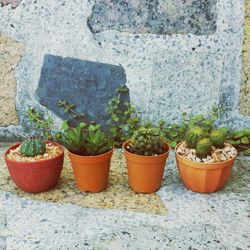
[0,141,249,249]
[0,33,24,127]
[36,54,128,127]
[0,148,166,215]
[148,51,223,121]
[87,0,217,35]
[240,1,250,115]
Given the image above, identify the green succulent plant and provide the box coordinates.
[196,138,212,157]
[84,124,113,156]
[210,128,227,148]
[185,127,207,149]
[57,122,86,155]
[128,127,165,156]
[20,139,46,157]
[58,122,112,156]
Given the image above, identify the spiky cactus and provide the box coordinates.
[20,139,46,157]
[196,138,212,157]
[210,128,227,148]
[129,128,165,156]
[185,127,207,149]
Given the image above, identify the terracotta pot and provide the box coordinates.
[123,140,170,193]
[175,141,237,193]
[4,141,64,193]
[68,148,114,193]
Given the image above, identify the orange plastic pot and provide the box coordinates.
[68,148,114,193]
[123,140,170,193]
[175,142,237,193]
[4,141,64,193]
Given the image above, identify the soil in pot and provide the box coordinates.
[4,142,64,193]
[175,141,237,193]
[123,140,170,194]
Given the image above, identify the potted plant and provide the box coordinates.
[123,127,171,193]
[175,127,237,193]
[58,122,113,193]
[4,138,64,193]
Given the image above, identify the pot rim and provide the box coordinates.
[68,145,114,159]
[122,140,171,158]
[175,141,237,166]
[4,141,64,164]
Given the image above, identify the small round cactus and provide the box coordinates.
[129,128,164,156]
[210,129,227,148]
[20,139,46,157]
[185,127,207,149]
[196,138,212,157]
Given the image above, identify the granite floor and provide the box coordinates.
[0,143,249,250]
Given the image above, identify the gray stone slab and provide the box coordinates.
[87,0,217,35]
[36,54,129,127]
[148,51,224,122]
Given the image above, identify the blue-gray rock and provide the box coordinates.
[36,54,129,127]
[87,0,217,35]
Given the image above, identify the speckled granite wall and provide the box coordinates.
[0,0,249,140]
[240,0,250,115]
[87,0,217,35]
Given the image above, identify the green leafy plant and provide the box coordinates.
[85,124,113,156]
[27,88,250,156]
[58,99,85,119]
[57,122,112,156]
[127,127,165,156]
[20,139,46,157]
[57,122,86,155]
[157,105,221,148]
[106,84,141,146]
[226,128,250,155]
[28,108,54,140]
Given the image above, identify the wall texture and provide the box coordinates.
[0,0,249,140]
[240,0,250,115]
[0,33,24,127]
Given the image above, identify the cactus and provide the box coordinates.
[196,138,212,157]
[129,128,165,156]
[210,128,227,148]
[185,127,207,149]
[20,139,46,157]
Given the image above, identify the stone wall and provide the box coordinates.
[0,33,24,127]
[240,0,250,115]
[0,0,249,140]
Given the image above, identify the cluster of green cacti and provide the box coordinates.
[185,127,208,148]
[129,128,165,156]
[20,139,46,157]
[185,127,227,157]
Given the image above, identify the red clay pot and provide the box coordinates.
[68,147,114,193]
[4,141,64,193]
[175,141,237,193]
[123,140,170,193]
